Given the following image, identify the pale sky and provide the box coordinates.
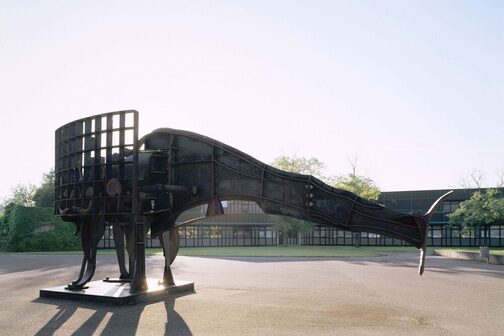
[0,0,503,201]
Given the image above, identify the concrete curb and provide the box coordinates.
[433,249,504,265]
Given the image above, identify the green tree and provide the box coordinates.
[1,169,55,209]
[4,184,37,207]
[327,157,380,201]
[271,156,326,179]
[449,189,504,246]
[33,169,55,207]
[330,174,380,201]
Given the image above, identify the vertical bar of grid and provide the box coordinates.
[64,126,69,208]
[72,122,78,207]
[119,114,126,180]
[69,122,75,208]
[83,119,92,209]
[106,115,113,181]
[106,115,114,214]
[131,111,147,291]
[94,116,102,215]
[54,129,59,213]
[77,121,83,208]
[72,123,77,204]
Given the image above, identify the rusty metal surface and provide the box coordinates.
[140,128,428,246]
[54,111,451,294]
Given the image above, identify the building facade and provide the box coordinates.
[98,189,504,248]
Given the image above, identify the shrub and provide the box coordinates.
[0,204,80,252]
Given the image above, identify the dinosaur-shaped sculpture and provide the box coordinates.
[55,110,452,292]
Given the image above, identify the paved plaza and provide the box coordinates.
[0,252,503,335]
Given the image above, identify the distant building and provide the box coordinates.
[99,188,504,248]
[379,188,473,224]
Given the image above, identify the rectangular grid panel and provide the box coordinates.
[55,110,138,216]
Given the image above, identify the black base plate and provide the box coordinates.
[40,278,194,305]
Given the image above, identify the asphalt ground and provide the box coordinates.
[0,252,503,336]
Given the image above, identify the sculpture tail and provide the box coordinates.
[418,190,454,275]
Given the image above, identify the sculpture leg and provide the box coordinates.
[73,257,87,285]
[68,221,86,286]
[66,217,105,290]
[124,224,136,279]
[113,224,129,280]
[160,230,175,286]
[159,228,180,286]
[67,219,92,289]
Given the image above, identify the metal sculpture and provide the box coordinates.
[55,110,452,293]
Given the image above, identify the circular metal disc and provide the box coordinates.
[106,178,122,196]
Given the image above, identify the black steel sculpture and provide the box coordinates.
[54,110,452,294]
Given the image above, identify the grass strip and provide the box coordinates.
[3,246,502,257]
[434,247,504,255]
[175,246,384,258]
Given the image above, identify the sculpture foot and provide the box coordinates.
[160,266,176,287]
[119,272,131,280]
[159,279,175,287]
[418,245,426,276]
[103,276,132,283]
[65,283,88,291]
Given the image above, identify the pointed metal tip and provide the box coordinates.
[418,247,426,276]
[418,190,453,275]
[424,190,454,220]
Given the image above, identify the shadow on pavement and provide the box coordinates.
[189,254,504,279]
[0,254,113,275]
[185,255,385,263]
[32,292,194,336]
[340,254,504,279]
